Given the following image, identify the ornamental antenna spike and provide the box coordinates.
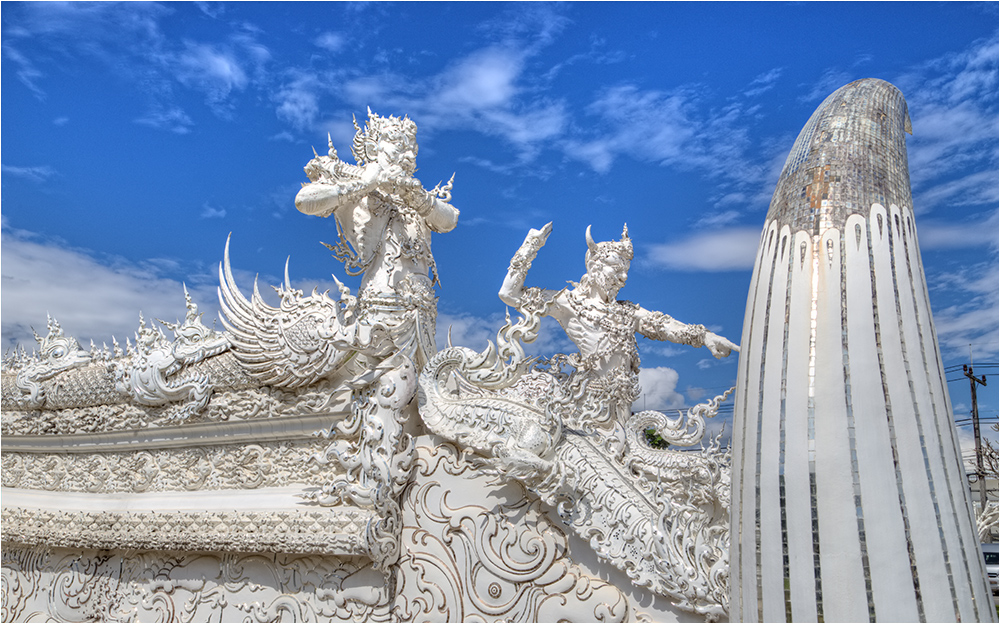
[585,224,597,251]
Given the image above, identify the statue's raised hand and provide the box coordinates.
[525,222,553,249]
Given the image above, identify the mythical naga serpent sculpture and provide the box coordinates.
[112,289,230,420]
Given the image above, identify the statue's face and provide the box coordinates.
[588,250,630,299]
[376,127,417,176]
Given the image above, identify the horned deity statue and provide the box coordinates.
[418,223,741,618]
[499,222,738,430]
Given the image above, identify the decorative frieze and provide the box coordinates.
[1,439,341,494]
[1,507,372,556]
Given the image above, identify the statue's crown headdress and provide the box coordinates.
[585,224,633,264]
[351,107,417,166]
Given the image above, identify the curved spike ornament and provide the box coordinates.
[217,236,391,389]
[731,79,993,623]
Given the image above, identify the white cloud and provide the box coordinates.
[1,226,220,353]
[1,3,169,98]
[173,42,249,107]
[275,74,322,130]
[646,226,761,272]
[2,164,56,182]
[314,32,345,54]
[927,261,999,361]
[332,45,567,167]
[436,312,504,352]
[134,107,194,134]
[435,48,522,110]
[3,43,46,99]
[693,210,742,229]
[633,366,685,411]
[563,83,772,209]
[744,67,783,97]
[916,211,999,250]
[897,36,999,214]
[200,203,227,219]
[914,170,999,212]
[567,85,696,173]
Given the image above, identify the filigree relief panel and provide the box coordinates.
[392,438,637,622]
[1,545,392,622]
[1,439,341,493]
[1,380,351,437]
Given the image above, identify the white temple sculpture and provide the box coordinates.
[1,110,741,622]
[730,79,996,623]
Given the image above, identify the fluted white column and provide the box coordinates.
[730,79,994,623]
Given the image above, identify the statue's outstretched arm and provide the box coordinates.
[499,223,553,308]
[635,307,739,359]
[295,161,381,218]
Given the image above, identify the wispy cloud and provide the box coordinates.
[926,261,999,361]
[274,73,322,130]
[3,2,271,123]
[172,42,250,110]
[1,2,170,99]
[917,212,999,250]
[2,164,56,182]
[199,203,227,219]
[744,67,783,97]
[898,35,999,209]
[314,32,346,54]
[329,44,568,166]
[914,169,999,212]
[645,227,762,272]
[134,107,194,134]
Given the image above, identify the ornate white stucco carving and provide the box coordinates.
[111,289,231,421]
[417,224,738,620]
[1,506,372,556]
[393,438,640,622]
[1,547,391,622]
[9,316,92,409]
[1,439,341,493]
[2,112,754,623]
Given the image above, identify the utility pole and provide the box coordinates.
[964,363,989,513]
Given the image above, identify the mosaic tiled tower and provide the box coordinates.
[730,79,995,622]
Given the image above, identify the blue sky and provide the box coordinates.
[2,2,997,450]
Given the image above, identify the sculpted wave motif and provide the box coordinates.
[393,440,633,622]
